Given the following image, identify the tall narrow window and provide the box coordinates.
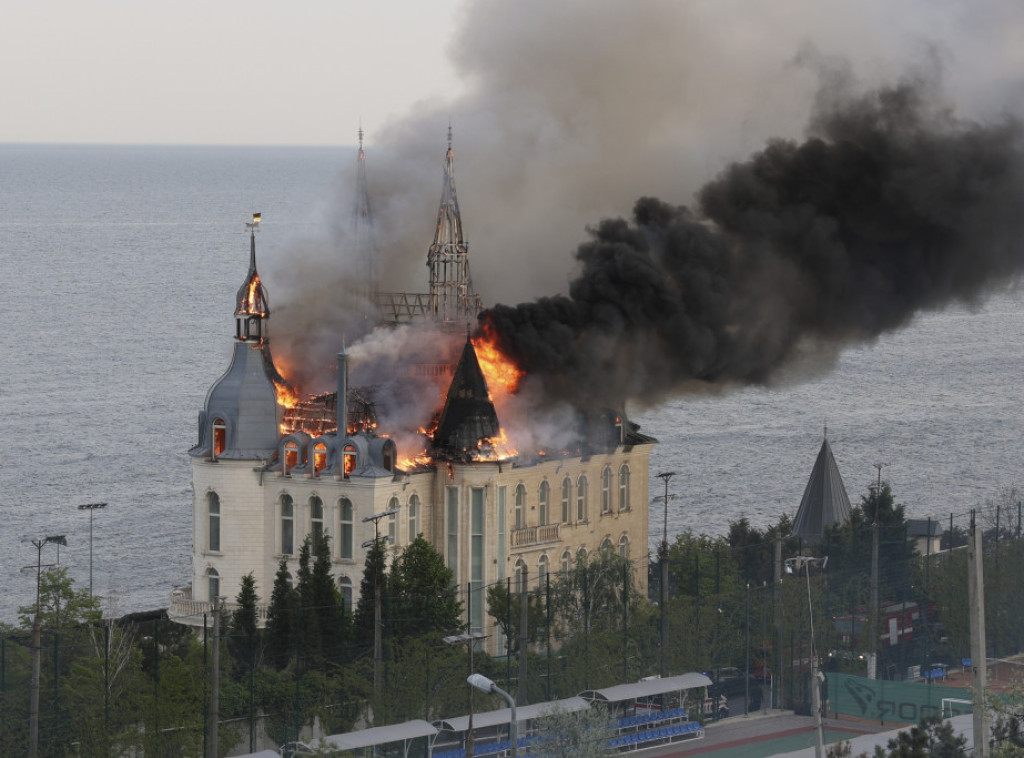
[471,488,485,633]
[514,484,526,529]
[212,419,226,458]
[619,534,630,560]
[339,576,353,611]
[284,441,299,475]
[576,474,589,522]
[208,492,221,552]
[619,464,631,511]
[343,444,356,478]
[561,477,572,523]
[281,495,294,555]
[538,481,550,526]
[577,547,587,566]
[561,550,571,574]
[601,537,613,553]
[538,554,549,590]
[387,496,399,544]
[310,496,324,542]
[498,486,506,580]
[408,494,420,542]
[446,487,459,573]
[514,559,526,595]
[601,466,612,514]
[208,568,220,602]
[339,498,353,560]
[313,442,327,474]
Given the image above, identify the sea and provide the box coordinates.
[1,144,1022,624]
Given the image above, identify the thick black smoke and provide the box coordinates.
[482,77,1024,409]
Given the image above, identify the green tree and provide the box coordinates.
[354,538,387,651]
[266,558,297,669]
[310,531,347,662]
[389,535,463,641]
[873,714,967,758]
[229,572,259,679]
[18,566,102,631]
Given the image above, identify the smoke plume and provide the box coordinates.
[483,73,1024,409]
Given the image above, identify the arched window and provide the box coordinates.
[283,441,299,475]
[408,495,420,542]
[538,554,549,589]
[538,481,550,526]
[313,442,327,474]
[601,466,612,514]
[561,550,572,574]
[339,498,354,560]
[618,464,631,511]
[338,576,353,611]
[310,496,324,542]
[601,537,614,553]
[207,492,221,552]
[619,534,630,560]
[212,418,226,458]
[207,568,220,602]
[576,547,587,567]
[343,444,357,478]
[561,477,572,523]
[514,559,527,594]
[576,474,589,522]
[382,441,396,472]
[281,495,294,556]
[387,496,399,544]
[514,484,526,529]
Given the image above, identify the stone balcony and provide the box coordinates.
[510,523,560,548]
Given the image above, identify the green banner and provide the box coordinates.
[828,673,973,725]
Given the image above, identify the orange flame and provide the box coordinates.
[472,325,524,398]
[274,380,300,409]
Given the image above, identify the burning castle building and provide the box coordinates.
[171,133,655,644]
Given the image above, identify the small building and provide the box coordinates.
[906,518,942,556]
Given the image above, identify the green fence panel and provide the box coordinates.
[829,673,972,725]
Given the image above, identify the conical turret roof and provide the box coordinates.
[791,434,852,543]
[433,336,500,451]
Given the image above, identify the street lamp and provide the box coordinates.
[468,673,517,758]
[785,555,828,758]
[653,471,677,676]
[445,632,488,757]
[362,506,399,692]
[78,502,107,596]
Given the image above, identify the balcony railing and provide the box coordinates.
[169,589,270,627]
[510,523,560,548]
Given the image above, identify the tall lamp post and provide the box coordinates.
[468,673,517,758]
[77,502,107,596]
[362,506,399,692]
[22,535,66,758]
[445,632,488,757]
[785,555,828,758]
[653,471,676,676]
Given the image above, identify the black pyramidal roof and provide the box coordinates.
[433,336,500,451]
[791,436,853,543]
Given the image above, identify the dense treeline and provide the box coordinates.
[3,483,1024,755]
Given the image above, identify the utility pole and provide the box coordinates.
[362,507,398,693]
[967,515,988,758]
[655,471,676,677]
[24,535,65,758]
[786,555,828,758]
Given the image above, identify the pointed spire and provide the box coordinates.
[427,128,480,324]
[352,128,380,306]
[792,435,853,543]
[433,335,501,451]
[235,213,269,342]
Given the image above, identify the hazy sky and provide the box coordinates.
[0,0,467,145]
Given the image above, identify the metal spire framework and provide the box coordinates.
[427,127,481,324]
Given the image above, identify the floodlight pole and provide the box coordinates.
[78,502,108,596]
[785,556,827,758]
[446,632,488,757]
[469,674,516,758]
[655,471,676,677]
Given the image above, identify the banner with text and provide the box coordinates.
[829,673,972,725]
